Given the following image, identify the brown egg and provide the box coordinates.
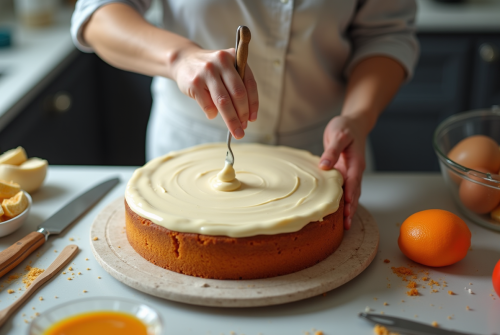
[459,167,500,214]
[448,135,500,172]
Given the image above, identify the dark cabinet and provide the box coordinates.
[370,33,500,172]
[0,53,152,166]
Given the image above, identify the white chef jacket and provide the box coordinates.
[71,0,419,163]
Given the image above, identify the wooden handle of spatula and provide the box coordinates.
[236,26,251,80]
[0,244,79,327]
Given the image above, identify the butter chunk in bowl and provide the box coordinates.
[0,151,48,193]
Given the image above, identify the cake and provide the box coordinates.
[125,143,344,280]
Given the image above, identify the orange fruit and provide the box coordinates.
[493,260,500,297]
[398,209,471,267]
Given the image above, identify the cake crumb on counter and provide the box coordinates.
[314,331,323,335]
[406,281,417,289]
[431,321,438,327]
[93,237,98,241]
[7,289,14,294]
[373,324,399,335]
[448,291,455,295]
[406,289,419,296]
[383,259,390,263]
[68,267,73,271]
[85,258,89,261]
[39,296,43,301]
[83,290,87,293]
[69,238,74,241]
[383,302,388,306]
[23,267,44,288]
[67,278,72,281]
[86,268,90,271]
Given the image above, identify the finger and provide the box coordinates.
[218,51,250,125]
[244,65,259,122]
[320,131,353,170]
[207,77,245,139]
[343,157,364,229]
[193,87,218,119]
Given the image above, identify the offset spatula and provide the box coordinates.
[0,177,119,279]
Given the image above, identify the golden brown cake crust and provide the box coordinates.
[125,196,344,280]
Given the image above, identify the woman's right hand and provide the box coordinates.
[171,46,259,139]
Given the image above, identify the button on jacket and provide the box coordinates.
[71,0,419,160]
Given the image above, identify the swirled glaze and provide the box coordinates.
[125,143,343,238]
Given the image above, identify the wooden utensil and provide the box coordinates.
[225,25,251,167]
[0,244,79,327]
[0,177,118,279]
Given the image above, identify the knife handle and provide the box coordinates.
[235,26,251,80]
[0,232,45,278]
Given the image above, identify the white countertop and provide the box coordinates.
[0,5,77,133]
[0,168,498,335]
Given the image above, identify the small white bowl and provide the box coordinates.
[0,191,31,237]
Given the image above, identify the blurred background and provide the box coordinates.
[0,0,499,170]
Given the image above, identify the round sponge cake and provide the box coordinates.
[125,196,343,280]
[125,143,344,280]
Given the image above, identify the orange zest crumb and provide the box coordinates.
[383,259,390,263]
[406,281,417,289]
[421,276,429,281]
[406,289,419,296]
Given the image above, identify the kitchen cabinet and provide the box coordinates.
[370,33,500,172]
[0,52,152,166]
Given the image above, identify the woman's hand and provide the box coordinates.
[172,46,259,139]
[319,115,369,230]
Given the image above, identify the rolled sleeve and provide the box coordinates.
[71,0,152,52]
[344,0,420,81]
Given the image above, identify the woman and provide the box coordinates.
[71,0,419,229]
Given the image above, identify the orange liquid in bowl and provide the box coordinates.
[43,311,148,335]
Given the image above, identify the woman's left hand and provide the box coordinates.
[319,115,369,230]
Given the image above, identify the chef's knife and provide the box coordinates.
[359,313,483,335]
[0,177,119,278]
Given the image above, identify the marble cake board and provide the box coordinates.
[90,197,379,308]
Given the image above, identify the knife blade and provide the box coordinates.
[0,177,120,279]
[359,313,483,335]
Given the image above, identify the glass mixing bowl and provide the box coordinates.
[433,107,500,231]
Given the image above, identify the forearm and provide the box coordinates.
[341,56,406,136]
[83,3,198,78]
